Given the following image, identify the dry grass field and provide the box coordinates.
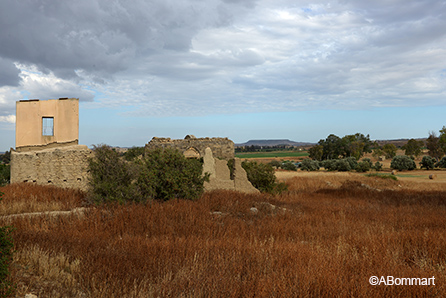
[1,172,445,297]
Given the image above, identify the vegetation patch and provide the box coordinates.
[235,151,308,159]
[365,173,398,181]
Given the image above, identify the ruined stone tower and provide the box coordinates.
[11,98,92,190]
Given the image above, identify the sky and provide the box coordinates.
[1,0,446,151]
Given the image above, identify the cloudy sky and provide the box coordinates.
[1,0,446,151]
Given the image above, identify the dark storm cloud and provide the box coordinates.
[0,0,257,85]
[0,58,20,86]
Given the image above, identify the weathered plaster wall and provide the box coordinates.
[15,98,79,151]
[202,147,259,193]
[11,145,92,191]
[145,135,234,159]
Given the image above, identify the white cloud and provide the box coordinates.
[0,0,446,121]
[0,115,15,123]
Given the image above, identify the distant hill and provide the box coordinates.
[235,139,315,147]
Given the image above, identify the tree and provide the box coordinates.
[341,133,372,160]
[439,126,446,157]
[420,156,436,170]
[382,144,398,159]
[436,157,446,168]
[320,134,343,160]
[391,155,416,171]
[308,145,323,161]
[402,139,424,157]
[427,132,443,160]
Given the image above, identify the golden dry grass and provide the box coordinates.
[1,174,446,297]
[0,183,84,216]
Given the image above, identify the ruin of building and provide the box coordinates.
[10,98,92,190]
[146,136,258,193]
[145,135,235,159]
[10,98,258,194]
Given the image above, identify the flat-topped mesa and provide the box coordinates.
[145,135,235,160]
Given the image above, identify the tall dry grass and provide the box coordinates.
[0,183,84,216]
[2,175,446,297]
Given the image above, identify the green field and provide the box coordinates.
[235,151,309,159]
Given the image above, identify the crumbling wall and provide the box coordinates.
[10,145,92,191]
[145,135,234,159]
[202,147,259,193]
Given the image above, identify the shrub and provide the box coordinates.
[268,160,281,169]
[435,156,446,168]
[300,159,320,171]
[391,155,416,171]
[345,157,358,170]
[356,158,373,173]
[0,192,15,297]
[242,160,286,194]
[89,145,208,203]
[124,146,145,161]
[88,144,141,204]
[320,159,334,171]
[281,161,297,171]
[335,159,352,172]
[140,148,207,201]
[373,162,383,171]
[420,156,436,170]
[321,158,356,171]
[0,165,9,187]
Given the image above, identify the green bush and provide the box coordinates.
[321,158,354,171]
[300,159,320,171]
[321,159,336,171]
[356,161,371,172]
[436,156,446,168]
[335,159,352,172]
[345,157,358,170]
[420,156,436,170]
[268,160,281,169]
[88,144,142,204]
[281,161,297,171]
[140,148,207,201]
[89,145,208,203]
[390,155,416,171]
[242,160,286,194]
[0,192,15,297]
[373,162,383,171]
[0,165,9,187]
[124,146,145,161]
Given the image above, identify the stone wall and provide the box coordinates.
[10,145,92,191]
[145,135,234,159]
